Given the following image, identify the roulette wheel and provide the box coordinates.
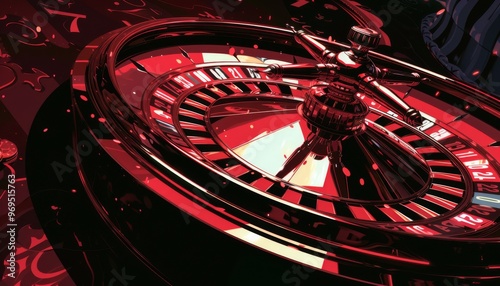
[26,17,500,285]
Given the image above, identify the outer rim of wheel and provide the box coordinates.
[70,18,500,284]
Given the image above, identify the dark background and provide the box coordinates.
[0,1,464,285]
